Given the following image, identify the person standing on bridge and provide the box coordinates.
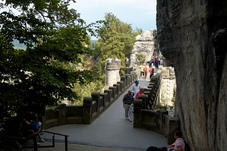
[149,67,154,79]
[131,80,141,99]
[123,90,134,120]
[144,65,148,79]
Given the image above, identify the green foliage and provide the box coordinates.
[94,13,141,74]
[136,53,146,65]
[0,0,95,121]
[73,78,104,105]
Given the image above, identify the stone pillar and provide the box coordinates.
[113,84,119,97]
[106,58,121,87]
[109,87,115,100]
[104,90,111,103]
[120,75,126,90]
[83,97,92,124]
[117,82,122,94]
[124,74,128,87]
[100,93,108,107]
[91,92,101,112]
[138,94,148,110]
[133,99,143,128]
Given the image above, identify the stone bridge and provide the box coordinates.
[43,72,137,128]
[41,70,178,151]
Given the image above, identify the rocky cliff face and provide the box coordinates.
[160,67,176,107]
[157,0,227,151]
[130,30,156,67]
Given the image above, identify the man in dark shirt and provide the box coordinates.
[123,90,134,120]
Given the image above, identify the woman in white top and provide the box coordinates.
[131,80,141,99]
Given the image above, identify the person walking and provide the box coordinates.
[131,80,141,99]
[150,67,154,79]
[144,66,148,79]
[122,90,134,120]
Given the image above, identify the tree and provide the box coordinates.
[0,0,94,133]
[136,53,146,65]
[94,13,141,74]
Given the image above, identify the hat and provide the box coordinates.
[135,80,139,83]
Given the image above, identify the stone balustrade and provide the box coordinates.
[43,72,137,129]
[133,73,179,144]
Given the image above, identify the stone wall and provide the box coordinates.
[157,0,227,150]
[43,72,137,129]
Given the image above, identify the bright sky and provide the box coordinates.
[72,0,157,31]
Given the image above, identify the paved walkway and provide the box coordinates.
[43,80,167,151]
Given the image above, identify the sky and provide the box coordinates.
[72,0,157,31]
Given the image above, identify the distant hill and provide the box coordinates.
[13,40,97,50]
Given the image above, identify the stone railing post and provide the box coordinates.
[133,99,143,128]
[121,75,126,90]
[83,97,92,124]
[104,90,111,103]
[129,74,132,85]
[113,84,118,98]
[92,92,101,112]
[118,81,123,93]
[58,104,66,125]
[116,82,121,94]
[109,87,115,100]
[138,94,149,109]
[125,74,129,87]
[100,93,108,107]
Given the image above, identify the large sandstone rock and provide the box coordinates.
[157,0,227,151]
[130,30,156,67]
[160,67,176,106]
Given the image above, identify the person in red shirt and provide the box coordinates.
[155,57,157,63]
[144,66,147,79]
[136,88,144,99]
[149,67,154,79]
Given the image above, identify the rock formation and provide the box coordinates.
[159,67,176,106]
[130,30,156,67]
[157,0,227,151]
